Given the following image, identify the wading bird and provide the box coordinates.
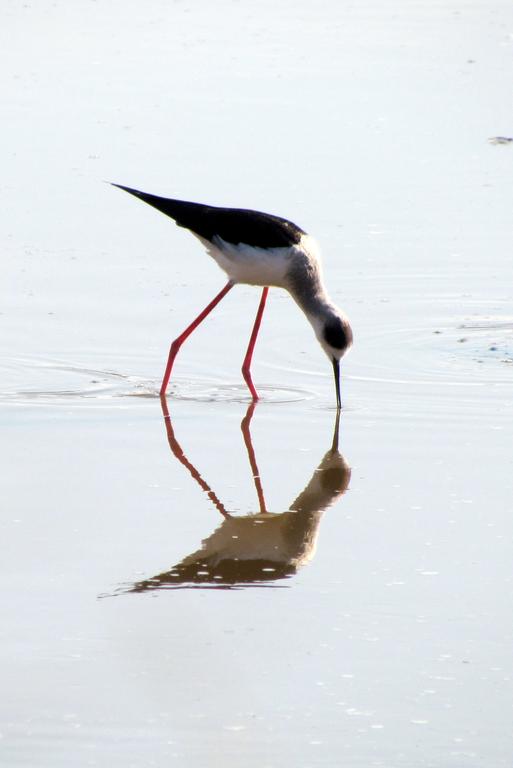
[113,184,352,408]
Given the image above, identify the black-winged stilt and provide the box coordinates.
[112,184,352,408]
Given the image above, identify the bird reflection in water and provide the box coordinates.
[126,399,350,592]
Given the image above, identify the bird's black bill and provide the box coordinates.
[332,358,341,411]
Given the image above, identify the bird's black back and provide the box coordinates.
[113,184,306,248]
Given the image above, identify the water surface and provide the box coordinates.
[2,1,513,766]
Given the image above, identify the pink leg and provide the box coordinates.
[160,281,234,396]
[241,287,269,401]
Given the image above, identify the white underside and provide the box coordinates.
[196,233,321,289]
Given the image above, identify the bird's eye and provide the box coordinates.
[323,318,347,350]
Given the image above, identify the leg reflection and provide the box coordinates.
[160,394,229,519]
[240,401,267,514]
[124,398,350,592]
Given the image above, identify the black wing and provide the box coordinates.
[112,184,305,248]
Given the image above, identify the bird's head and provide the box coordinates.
[311,309,353,410]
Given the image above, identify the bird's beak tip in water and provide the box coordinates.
[332,358,341,411]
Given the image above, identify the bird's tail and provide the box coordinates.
[111,183,209,227]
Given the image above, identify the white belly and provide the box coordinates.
[196,235,294,287]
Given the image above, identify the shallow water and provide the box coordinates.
[2,0,513,766]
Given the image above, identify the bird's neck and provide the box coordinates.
[285,246,342,337]
[290,280,335,323]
